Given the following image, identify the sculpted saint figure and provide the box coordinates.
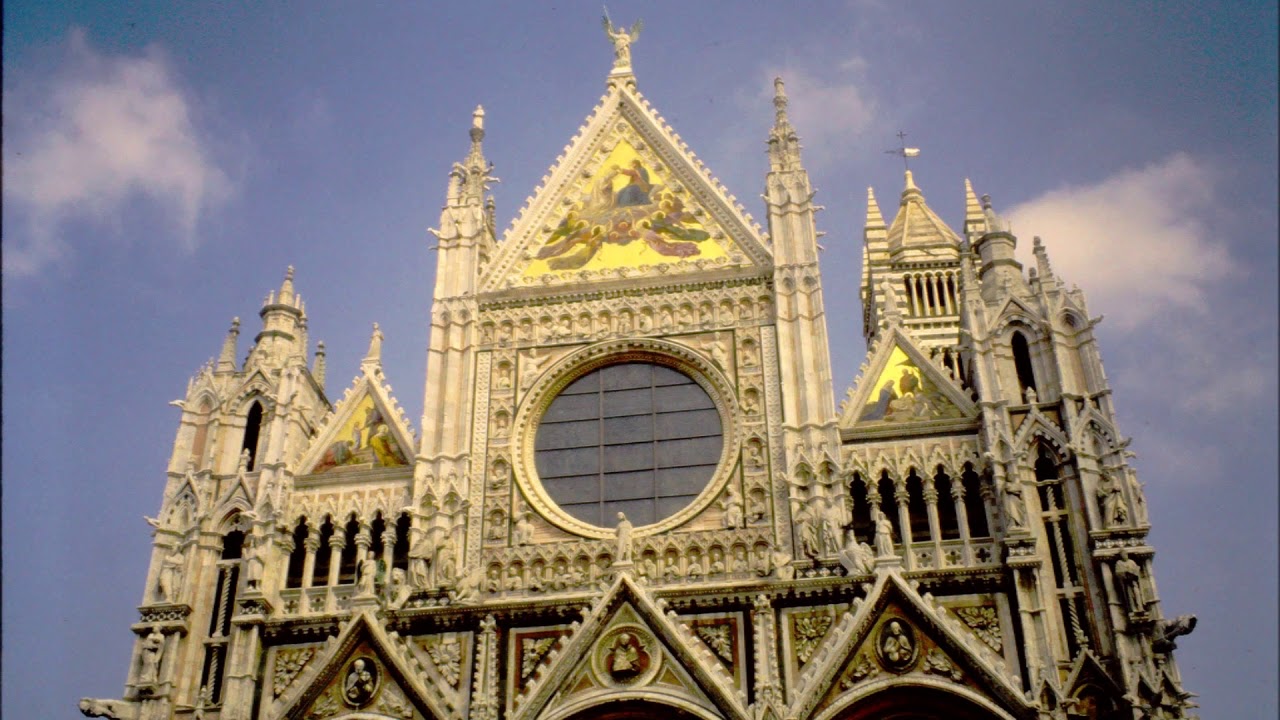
[1002,476,1027,530]
[873,508,896,558]
[1114,550,1146,617]
[721,485,744,529]
[357,551,378,598]
[156,549,185,602]
[1097,471,1130,528]
[614,512,634,563]
[513,513,535,546]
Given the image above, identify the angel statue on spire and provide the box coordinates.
[602,10,642,69]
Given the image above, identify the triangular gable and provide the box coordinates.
[839,327,977,434]
[295,368,415,476]
[272,611,449,720]
[1011,407,1071,458]
[789,570,1030,720]
[990,294,1044,335]
[1061,650,1125,706]
[480,83,771,293]
[513,574,748,720]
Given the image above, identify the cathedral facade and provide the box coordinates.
[82,32,1198,720]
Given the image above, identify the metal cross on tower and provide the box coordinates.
[884,131,920,171]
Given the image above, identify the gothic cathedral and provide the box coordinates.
[82,29,1198,720]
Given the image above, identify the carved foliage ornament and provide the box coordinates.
[954,605,1003,652]
[273,647,317,699]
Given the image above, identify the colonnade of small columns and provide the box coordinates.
[902,270,960,318]
[850,465,992,570]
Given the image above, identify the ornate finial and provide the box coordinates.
[217,317,241,371]
[364,322,384,363]
[470,105,485,147]
[773,77,790,126]
[285,265,294,281]
[884,131,920,171]
[602,9,642,74]
[313,341,327,387]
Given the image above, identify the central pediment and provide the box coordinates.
[480,82,772,294]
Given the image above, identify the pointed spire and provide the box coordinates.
[866,187,885,229]
[453,105,496,205]
[313,341,327,389]
[278,266,296,307]
[1032,236,1057,286]
[964,178,985,236]
[467,105,485,163]
[981,193,1009,233]
[773,77,791,129]
[217,317,241,372]
[363,322,384,366]
[767,77,803,172]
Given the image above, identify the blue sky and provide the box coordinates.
[3,2,1276,717]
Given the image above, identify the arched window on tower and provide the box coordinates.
[1034,444,1091,657]
[312,517,335,587]
[199,526,244,706]
[285,518,308,589]
[393,513,411,573]
[934,467,961,541]
[961,464,991,538]
[905,470,931,542]
[848,474,874,545]
[877,472,901,542]
[338,515,360,585]
[1011,331,1037,400]
[241,401,264,471]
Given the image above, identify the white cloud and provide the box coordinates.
[3,29,231,276]
[1006,153,1232,329]
[760,58,877,168]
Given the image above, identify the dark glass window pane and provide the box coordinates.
[535,362,722,527]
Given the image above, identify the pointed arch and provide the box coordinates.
[1010,331,1037,399]
[241,400,265,471]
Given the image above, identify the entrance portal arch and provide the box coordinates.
[556,697,721,720]
[823,684,1012,720]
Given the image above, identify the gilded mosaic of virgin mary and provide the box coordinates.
[536,156,712,270]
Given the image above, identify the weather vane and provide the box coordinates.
[884,131,920,171]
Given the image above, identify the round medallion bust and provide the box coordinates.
[341,656,380,707]
[515,339,740,539]
[593,625,661,687]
